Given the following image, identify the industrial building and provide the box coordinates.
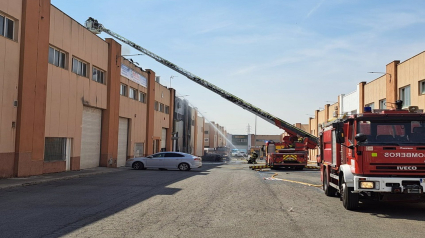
[308,55,425,160]
[0,0,212,178]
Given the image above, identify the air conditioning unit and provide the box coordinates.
[333,111,338,117]
[155,76,160,83]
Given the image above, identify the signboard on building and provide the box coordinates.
[121,64,147,88]
[232,135,248,146]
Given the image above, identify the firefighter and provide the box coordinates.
[248,151,258,164]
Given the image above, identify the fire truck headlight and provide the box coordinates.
[359,181,375,189]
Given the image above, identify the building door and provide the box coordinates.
[117,117,128,167]
[161,128,167,151]
[65,138,72,171]
[80,107,102,169]
[134,143,144,157]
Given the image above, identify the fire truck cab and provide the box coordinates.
[320,101,425,210]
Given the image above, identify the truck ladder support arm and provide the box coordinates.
[85,17,318,147]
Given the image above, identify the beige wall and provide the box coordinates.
[119,60,149,157]
[204,123,210,147]
[251,135,281,150]
[397,51,425,109]
[45,6,108,158]
[364,75,386,108]
[317,109,326,127]
[153,82,171,144]
[328,102,338,121]
[0,0,21,153]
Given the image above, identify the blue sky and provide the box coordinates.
[52,0,425,135]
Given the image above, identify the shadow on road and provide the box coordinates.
[356,200,425,221]
[0,163,222,237]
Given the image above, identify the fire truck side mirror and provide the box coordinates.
[355,133,368,143]
[334,122,345,143]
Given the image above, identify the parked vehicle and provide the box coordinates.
[215,146,230,159]
[320,101,425,210]
[202,153,223,162]
[126,152,202,171]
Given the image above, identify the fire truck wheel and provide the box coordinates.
[323,168,336,197]
[294,166,304,171]
[341,178,359,210]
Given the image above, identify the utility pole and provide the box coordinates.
[247,124,251,134]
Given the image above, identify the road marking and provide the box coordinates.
[263,173,322,187]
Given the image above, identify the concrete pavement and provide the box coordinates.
[0,159,318,190]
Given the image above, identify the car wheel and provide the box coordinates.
[132,162,144,170]
[323,168,336,197]
[178,163,190,171]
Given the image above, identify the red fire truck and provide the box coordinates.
[264,138,309,170]
[319,101,425,210]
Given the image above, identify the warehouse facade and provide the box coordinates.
[308,56,425,160]
[0,0,179,178]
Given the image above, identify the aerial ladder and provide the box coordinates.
[85,17,319,153]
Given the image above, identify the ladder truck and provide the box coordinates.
[320,101,425,210]
[84,17,318,166]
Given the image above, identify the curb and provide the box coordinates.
[0,168,121,190]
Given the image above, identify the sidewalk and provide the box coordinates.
[0,167,124,190]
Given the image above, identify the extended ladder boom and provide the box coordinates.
[85,17,318,147]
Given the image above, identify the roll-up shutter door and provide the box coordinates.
[80,107,102,169]
[118,117,128,167]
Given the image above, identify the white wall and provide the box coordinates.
[340,86,360,115]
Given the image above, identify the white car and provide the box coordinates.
[126,152,202,171]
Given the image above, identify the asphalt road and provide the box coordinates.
[1,159,425,238]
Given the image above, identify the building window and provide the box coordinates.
[365,102,374,110]
[72,57,87,77]
[165,105,170,114]
[154,101,159,111]
[204,138,209,142]
[120,84,127,96]
[48,46,66,69]
[92,67,105,84]
[139,92,146,103]
[0,14,14,40]
[192,120,195,126]
[159,103,165,112]
[129,87,137,100]
[44,138,67,162]
[419,80,425,95]
[204,131,209,134]
[399,85,411,108]
[379,99,386,109]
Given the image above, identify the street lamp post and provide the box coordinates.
[368,72,392,82]
[170,75,178,88]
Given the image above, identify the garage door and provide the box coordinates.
[117,117,128,167]
[80,107,102,169]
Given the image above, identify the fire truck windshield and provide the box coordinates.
[357,120,425,145]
